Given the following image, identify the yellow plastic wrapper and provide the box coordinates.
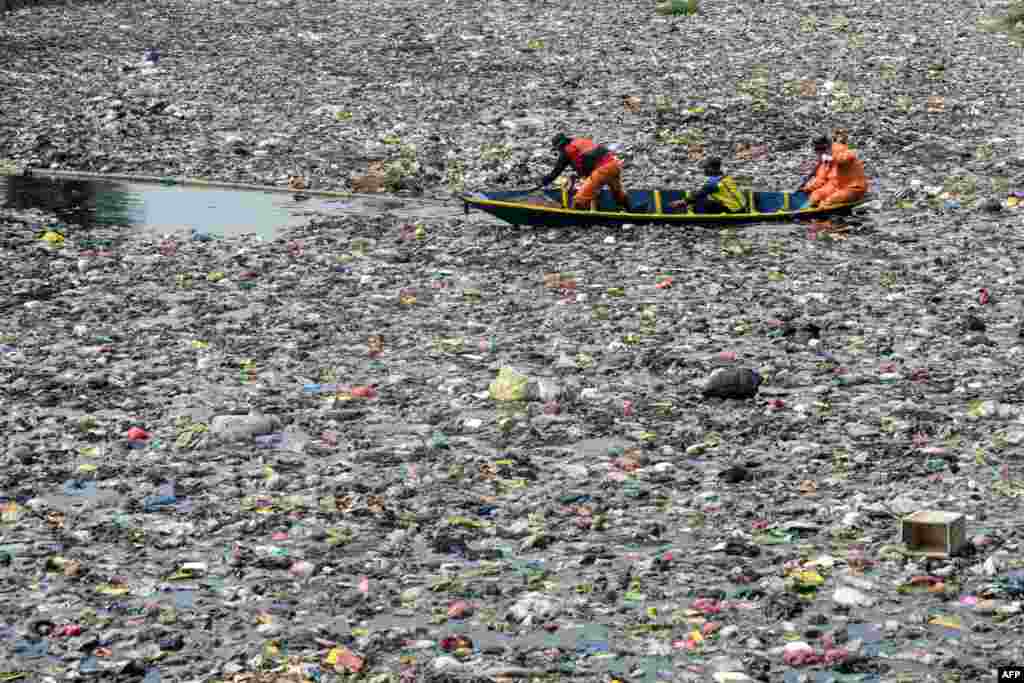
[791,570,825,586]
[1,501,19,523]
[929,615,961,630]
[489,367,528,402]
[435,337,465,353]
[42,231,64,245]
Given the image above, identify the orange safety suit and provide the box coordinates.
[802,142,867,208]
[544,138,629,210]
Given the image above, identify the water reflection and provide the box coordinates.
[0,173,489,239]
[0,174,312,239]
[0,175,133,228]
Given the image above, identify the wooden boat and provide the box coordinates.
[461,187,869,228]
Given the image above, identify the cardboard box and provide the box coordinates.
[901,510,967,558]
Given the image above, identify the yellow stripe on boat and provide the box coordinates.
[461,192,870,225]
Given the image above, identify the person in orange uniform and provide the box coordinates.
[800,135,868,208]
[540,133,633,212]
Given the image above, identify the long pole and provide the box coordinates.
[14,167,454,204]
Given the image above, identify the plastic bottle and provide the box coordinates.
[255,433,285,448]
[143,493,177,512]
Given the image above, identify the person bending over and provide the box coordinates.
[540,133,633,212]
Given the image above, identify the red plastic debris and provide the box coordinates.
[126,427,150,441]
[351,385,377,399]
[440,635,472,652]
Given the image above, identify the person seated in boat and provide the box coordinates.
[668,157,747,214]
[800,134,867,208]
[539,133,634,212]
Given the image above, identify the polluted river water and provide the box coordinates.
[0,172,473,239]
[1,171,873,244]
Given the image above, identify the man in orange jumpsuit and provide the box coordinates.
[800,135,868,208]
[540,133,633,211]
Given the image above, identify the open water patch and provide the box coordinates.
[0,173,475,239]
[0,174,318,239]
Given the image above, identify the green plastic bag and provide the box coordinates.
[489,367,528,402]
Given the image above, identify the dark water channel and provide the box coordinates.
[0,174,467,240]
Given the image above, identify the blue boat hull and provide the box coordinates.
[462,188,868,228]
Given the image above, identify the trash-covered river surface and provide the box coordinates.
[5,196,1024,683]
[4,0,1024,681]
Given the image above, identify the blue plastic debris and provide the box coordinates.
[1003,569,1024,596]
[254,433,286,448]
[143,495,177,511]
[13,638,48,659]
[303,383,340,394]
[847,622,881,656]
[174,590,194,608]
[143,484,178,512]
[62,479,97,497]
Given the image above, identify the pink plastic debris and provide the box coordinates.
[691,598,722,614]
[447,600,474,618]
[289,560,315,578]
